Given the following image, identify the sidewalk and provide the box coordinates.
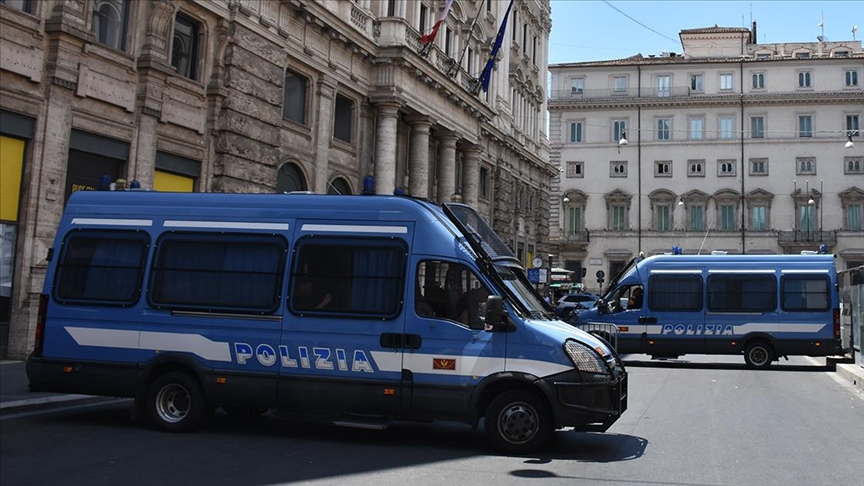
[2,357,863,414]
[0,360,104,414]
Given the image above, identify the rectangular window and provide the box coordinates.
[707,274,777,312]
[719,116,734,139]
[419,4,427,32]
[656,205,670,231]
[612,206,626,230]
[613,76,628,92]
[444,26,452,56]
[798,115,813,137]
[657,75,670,97]
[568,207,582,234]
[55,230,149,304]
[566,161,584,178]
[479,167,488,198]
[688,159,704,177]
[718,159,736,177]
[171,12,200,80]
[750,158,768,175]
[721,205,736,231]
[752,72,764,89]
[847,115,860,137]
[570,122,583,143]
[648,274,703,311]
[796,157,816,175]
[847,204,863,230]
[751,116,765,138]
[689,117,704,140]
[800,205,814,232]
[798,71,812,88]
[719,73,733,90]
[846,70,860,87]
[333,94,354,143]
[283,69,307,124]
[570,77,585,93]
[1,0,33,13]
[613,120,627,141]
[290,238,407,316]
[690,74,703,92]
[846,156,863,174]
[610,161,628,177]
[150,233,288,312]
[781,275,829,311]
[92,0,130,51]
[690,206,704,231]
[657,118,671,140]
[752,206,767,230]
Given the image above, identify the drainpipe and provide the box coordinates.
[739,59,746,254]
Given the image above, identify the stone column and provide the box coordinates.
[438,132,459,203]
[313,76,338,193]
[436,132,458,203]
[373,101,401,195]
[406,117,433,199]
[462,145,482,207]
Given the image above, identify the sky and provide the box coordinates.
[548,0,864,64]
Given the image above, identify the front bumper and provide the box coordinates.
[543,364,628,432]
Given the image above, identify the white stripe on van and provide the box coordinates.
[164,220,289,231]
[71,218,153,227]
[649,269,702,274]
[371,351,570,377]
[301,224,408,234]
[780,269,829,274]
[64,327,232,362]
[617,323,826,335]
[707,269,775,274]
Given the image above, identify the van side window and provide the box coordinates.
[648,274,703,311]
[781,275,830,311]
[707,274,776,312]
[55,230,149,304]
[415,260,490,329]
[290,238,406,317]
[150,233,287,313]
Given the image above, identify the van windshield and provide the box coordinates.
[495,264,548,318]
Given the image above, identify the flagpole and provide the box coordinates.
[450,5,484,78]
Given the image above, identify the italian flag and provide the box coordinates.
[421,0,454,45]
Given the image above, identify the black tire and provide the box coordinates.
[146,372,209,432]
[222,406,269,417]
[484,391,553,454]
[744,341,774,370]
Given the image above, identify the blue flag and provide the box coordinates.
[478,0,515,93]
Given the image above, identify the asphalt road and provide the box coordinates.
[1,355,862,486]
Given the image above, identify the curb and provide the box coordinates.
[0,395,111,415]
[836,363,864,393]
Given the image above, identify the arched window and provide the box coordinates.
[92,0,129,51]
[328,177,352,195]
[276,163,307,193]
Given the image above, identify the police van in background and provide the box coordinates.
[26,191,627,453]
[571,248,842,369]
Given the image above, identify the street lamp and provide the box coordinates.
[617,131,628,154]
[846,133,856,149]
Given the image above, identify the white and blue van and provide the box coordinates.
[27,191,627,452]
[571,250,842,369]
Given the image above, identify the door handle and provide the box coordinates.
[638,316,657,324]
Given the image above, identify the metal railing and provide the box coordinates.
[549,86,693,101]
[777,230,837,243]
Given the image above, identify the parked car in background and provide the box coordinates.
[554,292,600,317]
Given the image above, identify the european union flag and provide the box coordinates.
[477,0,515,93]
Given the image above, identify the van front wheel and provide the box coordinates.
[744,342,773,370]
[147,372,209,432]
[484,391,552,453]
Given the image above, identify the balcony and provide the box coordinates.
[558,230,591,251]
[548,86,693,101]
[777,230,838,244]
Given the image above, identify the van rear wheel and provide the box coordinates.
[484,391,552,454]
[147,372,209,432]
[744,342,773,370]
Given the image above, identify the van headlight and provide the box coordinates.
[564,339,610,380]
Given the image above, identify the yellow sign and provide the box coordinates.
[154,170,195,192]
[0,136,25,222]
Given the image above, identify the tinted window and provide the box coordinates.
[150,233,287,313]
[781,275,830,311]
[290,238,406,317]
[415,261,490,329]
[707,274,776,312]
[55,230,149,304]
[648,274,703,311]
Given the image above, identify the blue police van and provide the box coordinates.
[571,250,842,369]
[26,191,627,452]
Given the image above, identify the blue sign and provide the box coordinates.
[527,268,540,283]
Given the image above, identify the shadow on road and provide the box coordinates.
[621,356,833,372]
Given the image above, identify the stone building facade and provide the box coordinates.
[0,0,553,359]
[548,25,864,293]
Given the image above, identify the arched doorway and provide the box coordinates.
[276,163,307,193]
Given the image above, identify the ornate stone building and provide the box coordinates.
[548,24,864,293]
[0,0,553,358]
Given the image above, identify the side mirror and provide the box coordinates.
[483,296,510,331]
